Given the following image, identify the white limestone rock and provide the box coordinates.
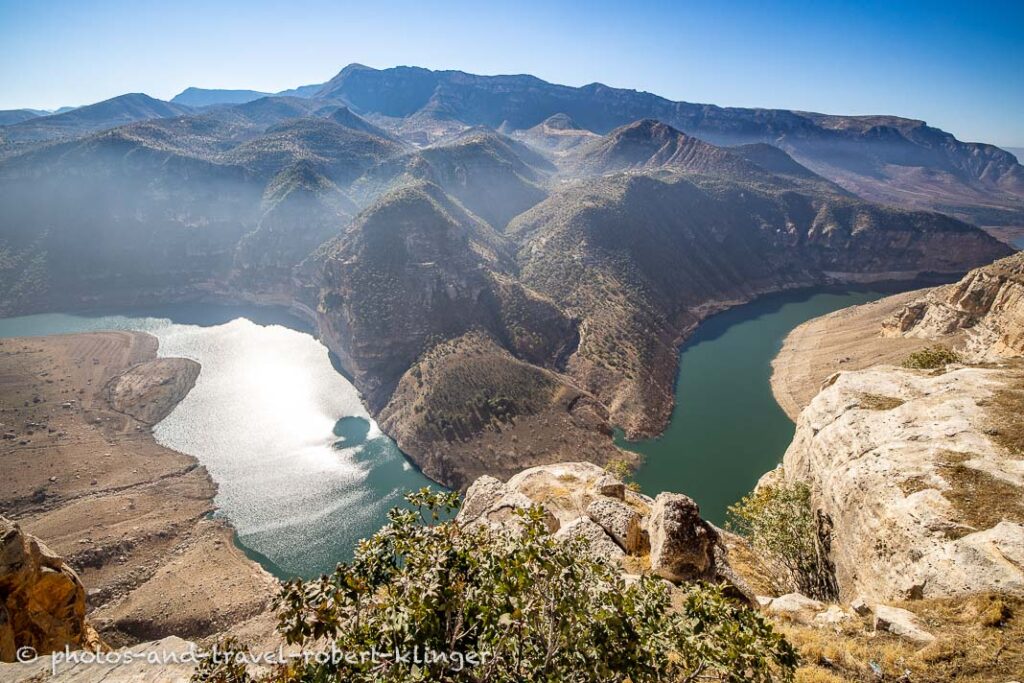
[873,604,936,644]
[781,364,1024,601]
[554,517,624,563]
[586,498,647,554]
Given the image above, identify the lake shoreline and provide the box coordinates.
[0,330,278,648]
[621,277,955,525]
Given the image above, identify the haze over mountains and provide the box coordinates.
[0,63,1018,486]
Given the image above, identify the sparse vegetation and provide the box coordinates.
[856,393,905,410]
[901,345,961,370]
[783,593,1024,683]
[986,374,1024,456]
[934,450,1024,533]
[194,489,797,682]
[727,476,838,601]
[605,458,643,492]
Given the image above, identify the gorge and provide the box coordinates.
[2,60,1024,681]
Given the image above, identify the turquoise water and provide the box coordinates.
[0,305,438,579]
[622,286,910,526]
[0,286,922,572]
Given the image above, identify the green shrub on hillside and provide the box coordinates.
[901,345,961,370]
[727,477,838,601]
[605,458,643,492]
[195,489,796,683]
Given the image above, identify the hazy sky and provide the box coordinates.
[2,0,1022,146]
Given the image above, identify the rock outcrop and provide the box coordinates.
[647,493,717,583]
[883,251,1024,360]
[102,357,200,426]
[1,516,104,662]
[458,462,751,601]
[872,604,936,644]
[779,364,1024,602]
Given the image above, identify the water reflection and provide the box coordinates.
[0,306,437,579]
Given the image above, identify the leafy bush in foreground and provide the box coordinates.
[195,489,796,682]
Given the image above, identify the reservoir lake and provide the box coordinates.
[623,285,912,525]
[0,305,436,579]
[1,286,913,575]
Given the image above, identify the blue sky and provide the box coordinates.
[1,0,1022,146]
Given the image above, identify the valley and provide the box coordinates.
[2,58,1024,681]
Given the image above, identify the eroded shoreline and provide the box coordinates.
[0,330,278,648]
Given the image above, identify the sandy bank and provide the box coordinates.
[0,331,277,648]
[769,289,938,421]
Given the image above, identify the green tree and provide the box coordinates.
[196,488,796,682]
[727,477,838,601]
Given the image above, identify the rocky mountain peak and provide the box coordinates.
[540,112,582,130]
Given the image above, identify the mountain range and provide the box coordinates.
[0,63,1018,487]
[0,64,1020,222]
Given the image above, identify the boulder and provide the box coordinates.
[459,475,559,533]
[763,593,825,624]
[813,605,854,627]
[873,604,936,644]
[553,518,624,563]
[851,596,872,616]
[459,462,635,533]
[586,498,647,554]
[503,462,624,525]
[1,516,105,662]
[594,475,626,501]
[647,493,718,583]
[459,475,508,521]
[458,465,750,602]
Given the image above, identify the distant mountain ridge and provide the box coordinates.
[1,93,192,145]
[4,63,1022,224]
[170,82,326,107]
[171,87,271,107]
[308,65,1024,225]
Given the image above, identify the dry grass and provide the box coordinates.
[857,393,905,411]
[620,553,652,575]
[986,374,1024,457]
[898,475,931,497]
[935,450,1024,532]
[783,593,1024,682]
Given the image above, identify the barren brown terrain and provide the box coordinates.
[769,289,941,420]
[0,331,277,648]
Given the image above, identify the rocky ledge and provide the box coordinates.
[457,461,754,602]
[777,363,1024,602]
[883,251,1024,360]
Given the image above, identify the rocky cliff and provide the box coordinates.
[1,516,105,661]
[883,251,1024,359]
[779,364,1024,602]
[457,461,754,602]
[769,253,1024,603]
